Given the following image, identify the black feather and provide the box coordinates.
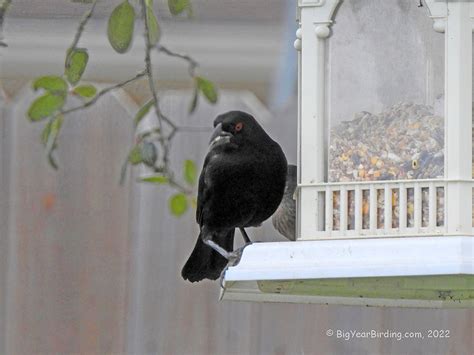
[181,230,234,282]
[182,111,287,282]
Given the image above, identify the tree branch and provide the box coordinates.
[0,0,12,47]
[61,70,147,115]
[156,44,198,77]
[140,0,181,170]
[68,0,99,51]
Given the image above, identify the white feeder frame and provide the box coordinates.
[221,0,474,307]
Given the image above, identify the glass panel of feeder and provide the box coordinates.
[328,1,445,185]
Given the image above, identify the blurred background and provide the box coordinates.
[0,1,472,354]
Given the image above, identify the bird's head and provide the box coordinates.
[209,111,267,149]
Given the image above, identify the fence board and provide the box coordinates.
[5,86,135,354]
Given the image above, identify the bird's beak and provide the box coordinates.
[209,123,233,148]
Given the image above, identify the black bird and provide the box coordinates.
[272,164,297,241]
[181,111,287,282]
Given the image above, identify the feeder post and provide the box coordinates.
[443,1,473,234]
[297,0,340,239]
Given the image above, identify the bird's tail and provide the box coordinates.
[181,230,235,282]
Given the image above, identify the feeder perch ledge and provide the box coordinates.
[220,236,474,308]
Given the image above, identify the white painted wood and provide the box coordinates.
[399,184,407,231]
[224,236,474,282]
[444,1,473,235]
[339,187,347,234]
[425,0,448,33]
[300,180,456,239]
[384,185,393,233]
[369,185,377,232]
[297,0,340,240]
[325,186,333,233]
[295,25,303,242]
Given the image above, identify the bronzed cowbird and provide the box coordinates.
[272,164,297,240]
[181,111,287,282]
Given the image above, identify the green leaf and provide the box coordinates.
[120,158,129,185]
[45,114,64,153]
[134,99,154,127]
[185,2,193,17]
[196,76,218,104]
[32,76,68,94]
[183,159,197,186]
[27,94,66,121]
[140,175,169,184]
[189,85,198,114]
[43,115,64,170]
[146,4,160,45]
[73,84,97,99]
[169,193,188,216]
[168,0,189,15]
[128,145,142,165]
[48,152,59,170]
[107,0,135,54]
[65,48,89,85]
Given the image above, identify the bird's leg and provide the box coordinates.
[202,237,232,259]
[239,228,252,244]
[201,227,248,267]
[226,244,250,266]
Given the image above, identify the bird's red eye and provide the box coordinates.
[235,122,243,132]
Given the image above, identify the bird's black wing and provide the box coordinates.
[197,148,258,229]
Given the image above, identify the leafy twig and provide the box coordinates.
[156,44,198,77]
[60,69,147,115]
[0,0,12,47]
[26,0,213,205]
[68,0,99,52]
[0,0,12,27]
[140,0,179,171]
[152,166,192,194]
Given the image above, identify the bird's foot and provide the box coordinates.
[227,243,251,267]
[218,243,252,289]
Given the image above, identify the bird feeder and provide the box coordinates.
[221,0,474,307]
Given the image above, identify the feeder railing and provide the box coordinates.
[298,179,474,239]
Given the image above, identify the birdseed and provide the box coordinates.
[327,102,472,229]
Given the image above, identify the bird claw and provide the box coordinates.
[227,243,251,267]
[218,243,252,289]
